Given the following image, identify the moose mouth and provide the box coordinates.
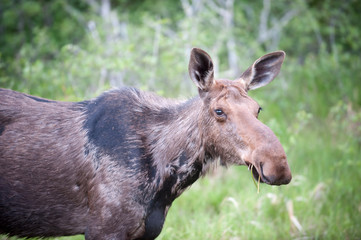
[245,161,267,184]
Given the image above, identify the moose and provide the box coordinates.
[0,48,291,239]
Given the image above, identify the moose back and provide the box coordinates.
[0,48,291,239]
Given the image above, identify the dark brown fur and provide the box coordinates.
[0,48,291,240]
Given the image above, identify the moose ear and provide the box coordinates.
[240,51,285,91]
[188,48,215,91]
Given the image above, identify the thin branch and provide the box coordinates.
[258,0,271,43]
[257,0,298,48]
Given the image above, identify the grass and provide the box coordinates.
[4,121,359,240]
[158,122,361,239]
[1,53,360,240]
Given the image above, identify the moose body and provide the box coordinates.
[0,48,291,239]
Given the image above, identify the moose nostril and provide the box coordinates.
[259,163,271,184]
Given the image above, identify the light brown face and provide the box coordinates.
[204,79,291,185]
[189,48,292,185]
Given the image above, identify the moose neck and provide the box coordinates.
[147,96,210,195]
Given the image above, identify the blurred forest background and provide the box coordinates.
[1,0,360,239]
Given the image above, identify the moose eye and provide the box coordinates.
[214,109,227,121]
[215,109,224,116]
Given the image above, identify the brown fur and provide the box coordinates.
[0,48,291,240]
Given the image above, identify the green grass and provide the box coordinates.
[2,85,361,240]
[3,121,359,240]
[158,122,361,239]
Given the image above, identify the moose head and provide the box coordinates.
[189,48,292,185]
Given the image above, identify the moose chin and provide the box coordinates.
[0,48,291,240]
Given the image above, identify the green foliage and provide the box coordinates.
[0,0,89,59]
[0,0,360,239]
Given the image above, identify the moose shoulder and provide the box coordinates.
[0,48,291,240]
